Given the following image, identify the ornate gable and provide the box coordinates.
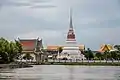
[99,44,113,52]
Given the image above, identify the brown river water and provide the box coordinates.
[0,65,120,80]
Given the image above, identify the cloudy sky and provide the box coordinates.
[0,0,120,50]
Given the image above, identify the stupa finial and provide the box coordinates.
[70,8,73,29]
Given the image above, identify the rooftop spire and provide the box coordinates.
[70,8,73,29]
[66,8,76,43]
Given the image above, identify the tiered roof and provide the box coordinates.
[19,38,43,52]
[98,44,113,52]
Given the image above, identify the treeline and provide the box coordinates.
[84,48,120,60]
[0,37,22,63]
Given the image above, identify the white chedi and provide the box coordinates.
[57,46,86,60]
[57,9,86,60]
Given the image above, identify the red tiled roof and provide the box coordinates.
[21,41,35,47]
[20,39,37,51]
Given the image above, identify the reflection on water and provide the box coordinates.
[0,65,120,80]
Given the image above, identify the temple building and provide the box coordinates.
[47,45,85,52]
[18,38,43,61]
[98,44,114,52]
[56,9,86,60]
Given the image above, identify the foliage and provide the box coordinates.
[15,40,22,53]
[110,51,117,60]
[95,52,103,60]
[23,53,33,60]
[103,51,108,60]
[58,47,63,53]
[114,45,120,51]
[100,51,120,60]
[0,37,22,63]
[84,48,94,60]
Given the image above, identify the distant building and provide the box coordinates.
[47,46,60,51]
[46,45,85,52]
[98,44,113,52]
[18,38,43,60]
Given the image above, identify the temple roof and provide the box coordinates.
[47,46,61,50]
[19,38,43,51]
[47,45,85,51]
[98,44,113,52]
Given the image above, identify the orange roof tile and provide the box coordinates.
[47,46,59,50]
[47,45,85,50]
[99,44,113,52]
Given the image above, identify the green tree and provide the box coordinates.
[114,45,120,60]
[84,48,94,60]
[0,37,9,63]
[15,40,22,54]
[114,45,120,51]
[0,52,8,63]
[8,41,19,62]
[117,53,120,61]
[103,51,110,63]
[15,40,22,59]
[0,37,22,63]
[110,51,118,60]
[58,47,63,53]
[95,52,103,60]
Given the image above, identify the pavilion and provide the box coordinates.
[18,38,43,61]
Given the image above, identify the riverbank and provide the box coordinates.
[39,62,120,66]
[0,63,33,69]
[1,62,120,68]
[0,64,9,68]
